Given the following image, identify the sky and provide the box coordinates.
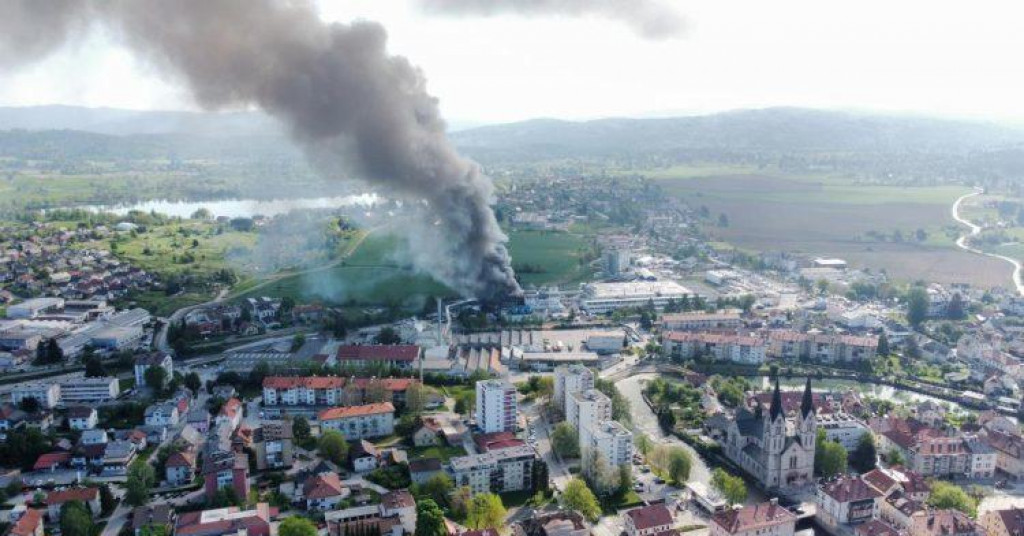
[0,1,1021,126]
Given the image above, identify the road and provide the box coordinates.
[952,188,1024,295]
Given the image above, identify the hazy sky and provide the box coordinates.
[0,1,1020,125]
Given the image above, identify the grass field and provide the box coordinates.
[650,167,1010,287]
[407,445,467,462]
[232,229,595,307]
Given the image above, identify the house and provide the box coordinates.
[624,504,675,536]
[409,457,443,485]
[380,490,417,534]
[217,398,243,431]
[710,500,797,536]
[166,450,197,486]
[7,508,44,536]
[318,403,395,440]
[413,423,442,447]
[350,440,379,473]
[186,409,211,434]
[202,451,249,502]
[855,520,903,536]
[984,430,1024,479]
[134,352,173,390]
[980,508,1024,536]
[910,509,980,536]
[32,452,70,472]
[816,475,882,528]
[0,404,27,433]
[175,503,275,536]
[303,472,349,511]
[45,488,99,522]
[102,440,137,475]
[131,504,175,536]
[144,403,180,427]
[67,406,98,430]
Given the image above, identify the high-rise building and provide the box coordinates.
[584,420,634,479]
[554,364,594,416]
[567,389,612,445]
[475,380,517,433]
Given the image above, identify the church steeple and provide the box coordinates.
[801,377,814,418]
[769,378,783,421]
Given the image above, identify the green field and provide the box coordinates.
[649,167,1010,287]
[508,230,595,287]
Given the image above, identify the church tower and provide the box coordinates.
[799,377,816,448]
[765,378,785,487]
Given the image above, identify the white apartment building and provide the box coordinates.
[11,382,61,409]
[662,331,767,365]
[566,389,611,446]
[134,352,173,389]
[476,380,517,434]
[59,377,120,404]
[584,420,634,478]
[818,413,870,451]
[318,402,395,440]
[263,376,346,406]
[449,444,536,494]
[554,364,594,417]
[661,312,743,331]
[144,403,180,427]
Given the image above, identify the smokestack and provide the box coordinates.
[0,0,521,300]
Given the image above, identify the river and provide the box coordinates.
[75,193,383,219]
[952,189,1024,295]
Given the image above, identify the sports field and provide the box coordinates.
[652,168,1011,287]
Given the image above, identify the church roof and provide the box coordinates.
[769,379,784,422]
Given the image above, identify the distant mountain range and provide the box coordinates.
[2,104,1024,162]
[450,107,1024,161]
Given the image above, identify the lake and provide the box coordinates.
[78,193,383,219]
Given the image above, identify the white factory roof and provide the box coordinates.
[583,280,691,298]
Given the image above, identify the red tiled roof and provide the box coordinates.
[381,490,415,510]
[33,452,70,470]
[862,469,898,494]
[347,378,417,391]
[46,487,98,505]
[336,345,419,362]
[318,402,395,421]
[855,519,901,536]
[304,473,344,500]
[263,376,345,389]
[10,509,42,536]
[219,398,242,419]
[626,504,674,531]
[166,451,196,468]
[820,476,882,503]
[712,502,797,534]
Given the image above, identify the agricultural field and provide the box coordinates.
[507,230,596,287]
[650,167,1011,287]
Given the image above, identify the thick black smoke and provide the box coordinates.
[420,0,685,40]
[0,0,521,300]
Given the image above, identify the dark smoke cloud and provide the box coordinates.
[420,0,685,40]
[0,0,520,300]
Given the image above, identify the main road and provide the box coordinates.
[952,188,1024,295]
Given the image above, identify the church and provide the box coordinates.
[723,378,816,490]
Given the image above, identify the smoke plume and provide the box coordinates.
[0,0,521,300]
[420,0,685,40]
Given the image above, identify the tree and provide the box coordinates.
[60,501,93,536]
[465,493,506,530]
[99,484,117,516]
[279,516,318,536]
[634,434,653,457]
[718,213,729,227]
[17,396,40,414]
[849,432,878,473]
[144,365,168,394]
[84,354,105,378]
[35,338,63,365]
[532,459,550,494]
[887,448,905,466]
[711,468,747,505]
[415,499,447,536]
[815,429,847,479]
[928,481,978,518]
[318,430,349,465]
[450,486,473,520]
[618,463,633,496]
[126,462,155,506]
[948,293,965,320]
[405,382,427,415]
[293,416,311,442]
[419,473,454,504]
[453,391,474,415]
[876,332,889,357]
[667,447,692,484]
[550,422,580,458]
[561,478,601,522]
[184,372,202,393]
[375,327,401,345]
[291,333,306,352]
[906,287,929,326]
